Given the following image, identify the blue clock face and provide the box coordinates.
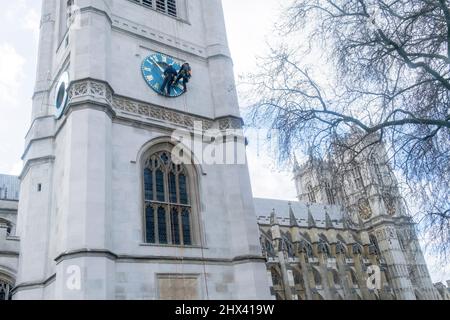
[141,53,185,98]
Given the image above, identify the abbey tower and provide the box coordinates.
[14,0,271,300]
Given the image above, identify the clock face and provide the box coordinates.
[55,71,69,119]
[141,53,185,98]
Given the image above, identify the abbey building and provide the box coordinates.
[0,0,449,300]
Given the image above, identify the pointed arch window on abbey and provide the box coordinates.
[369,234,380,255]
[371,156,384,185]
[325,182,336,205]
[281,235,295,258]
[351,165,364,189]
[143,151,193,246]
[318,234,331,257]
[307,184,316,203]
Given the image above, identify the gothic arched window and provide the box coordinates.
[281,234,294,257]
[336,235,347,256]
[261,232,275,258]
[351,165,364,189]
[318,234,331,257]
[352,242,363,255]
[143,150,194,246]
[369,234,380,255]
[0,219,12,237]
[307,184,316,203]
[0,279,13,300]
[370,155,383,185]
[350,269,358,287]
[331,270,341,286]
[270,268,285,300]
[313,268,322,286]
[325,182,336,205]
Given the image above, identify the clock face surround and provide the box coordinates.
[55,71,69,119]
[141,53,185,98]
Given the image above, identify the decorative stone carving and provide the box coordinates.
[383,194,396,216]
[218,117,244,130]
[40,13,53,26]
[113,96,214,130]
[68,79,113,105]
[358,198,372,220]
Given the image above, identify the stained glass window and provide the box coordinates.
[143,150,193,246]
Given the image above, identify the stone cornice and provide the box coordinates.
[0,251,19,257]
[13,251,265,294]
[19,156,56,181]
[13,274,56,294]
[54,248,266,266]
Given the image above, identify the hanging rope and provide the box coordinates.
[171,15,210,300]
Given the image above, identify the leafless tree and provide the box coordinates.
[249,0,450,260]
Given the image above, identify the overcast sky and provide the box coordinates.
[0,0,447,283]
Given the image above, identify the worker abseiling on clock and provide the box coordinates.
[161,64,178,96]
[174,62,192,92]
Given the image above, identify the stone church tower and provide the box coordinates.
[14,0,271,300]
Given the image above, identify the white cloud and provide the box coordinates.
[0,43,25,106]
[9,161,23,176]
[247,145,298,201]
[21,8,40,42]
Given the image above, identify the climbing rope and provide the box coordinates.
[171,17,210,300]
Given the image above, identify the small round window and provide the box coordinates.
[56,82,66,110]
[54,71,69,119]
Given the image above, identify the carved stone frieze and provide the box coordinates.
[68,79,113,106]
[66,79,243,131]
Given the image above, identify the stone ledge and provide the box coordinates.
[54,248,266,266]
